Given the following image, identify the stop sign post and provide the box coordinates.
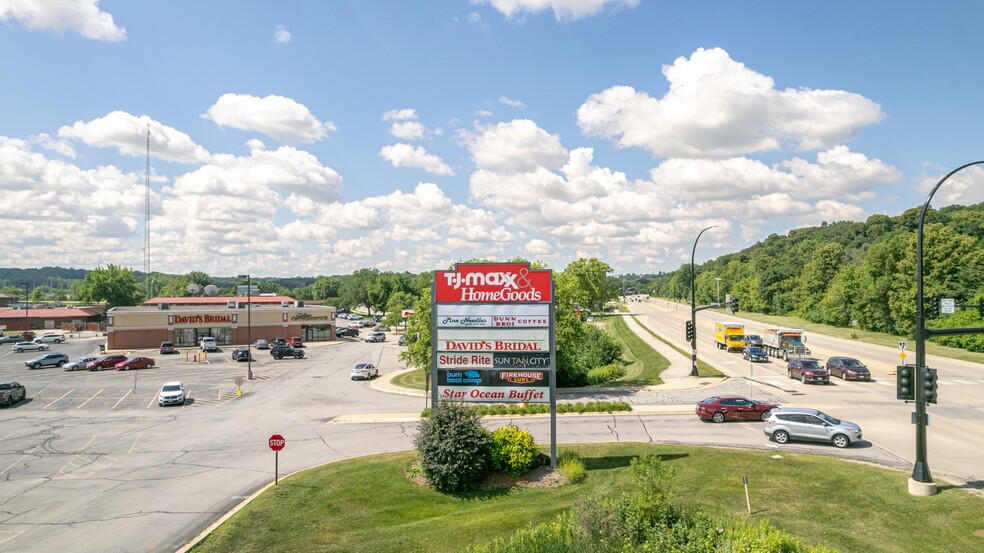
[269,434,285,484]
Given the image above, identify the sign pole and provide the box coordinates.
[268,434,285,485]
[275,451,279,485]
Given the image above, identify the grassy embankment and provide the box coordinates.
[190,443,984,553]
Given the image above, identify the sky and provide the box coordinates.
[2,1,983,279]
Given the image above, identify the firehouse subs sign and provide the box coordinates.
[432,263,555,405]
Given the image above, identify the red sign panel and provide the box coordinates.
[435,263,552,303]
[268,434,286,451]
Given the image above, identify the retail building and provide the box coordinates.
[106,295,336,350]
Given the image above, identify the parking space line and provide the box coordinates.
[0,446,40,478]
[0,530,27,545]
[146,393,157,409]
[182,389,192,408]
[57,435,98,475]
[77,389,104,409]
[42,389,74,410]
[112,389,132,409]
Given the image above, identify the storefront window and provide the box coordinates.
[174,327,233,346]
[303,325,334,342]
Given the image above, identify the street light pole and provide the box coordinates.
[715,277,721,306]
[21,282,29,331]
[690,226,717,377]
[911,160,984,496]
[239,274,253,381]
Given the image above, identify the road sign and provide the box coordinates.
[899,352,907,360]
[941,298,956,314]
[268,434,285,451]
[899,341,906,351]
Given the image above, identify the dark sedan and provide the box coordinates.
[696,396,778,423]
[336,327,360,338]
[741,346,768,362]
[787,358,830,385]
[825,356,871,381]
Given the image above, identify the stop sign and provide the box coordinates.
[268,434,285,451]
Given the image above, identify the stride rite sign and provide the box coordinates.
[435,263,552,303]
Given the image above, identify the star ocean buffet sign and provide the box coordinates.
[432,263,554,404]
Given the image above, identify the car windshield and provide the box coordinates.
[748,347,764,353]
[815,411,841,425]
[802,361,822,369]
[699,396,719,404]
[162,385,182,392]
[0,383,13,390]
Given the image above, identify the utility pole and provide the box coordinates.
[690,226,716,377]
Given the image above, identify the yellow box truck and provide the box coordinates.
[714,322,745,352]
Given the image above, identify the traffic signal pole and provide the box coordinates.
[690,226,716,377]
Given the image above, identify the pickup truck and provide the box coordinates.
[269,344,305,359]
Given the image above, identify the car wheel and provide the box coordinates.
[712,412,726,423]
[783,352,788,361]
[787,370,792,379]
[57,360,65,367]
[832,434,850,448]
[15,348,22,353]
[31,363,40,369]
[773,430,790,444]
[123,366,129,370]
[801,374,807,384]
[760,411,771,421]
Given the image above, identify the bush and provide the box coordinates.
[413,401,490,493]
[586,363,626,385]
[489,426,540,477]
[557,450,586,484]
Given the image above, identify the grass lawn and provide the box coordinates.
[630,315,725,378]
[390,368,427,390]
[602,314,669,385]
[190,443,984,553]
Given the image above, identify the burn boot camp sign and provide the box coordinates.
[432,263,555,406]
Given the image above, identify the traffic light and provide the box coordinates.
[930,297,940,317]
[921,366,938,404]
[685,320,694,342]
[896,365,914,401]
[731,297,739,313]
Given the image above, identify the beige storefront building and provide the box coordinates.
[107,299,336,350]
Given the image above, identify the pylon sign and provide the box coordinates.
[432,263,554,404]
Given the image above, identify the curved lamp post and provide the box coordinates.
[238,274,254,381]
[690,226,717,377]
[21,282,29,331]
[912,160,984,495]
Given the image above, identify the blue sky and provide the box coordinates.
[1,0,983,278]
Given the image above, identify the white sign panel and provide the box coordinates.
[438,339,550,352]
[437,304,549,317]
[439,386,548,403]
[437,328,549,342]
[941,298,956,314]
[437,352,494,369]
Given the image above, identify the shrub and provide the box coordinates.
[413,400,490,493]
[489,426,540,477]
[586,363,626,385]
[557,450,586,484]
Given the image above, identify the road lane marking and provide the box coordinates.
[77,389,103,409]
[112,389,132,409]
[56,434,98,475]
[0,446,40,478]
[42,389,74,410]
[146,393,157,409]
[0,530,26,545]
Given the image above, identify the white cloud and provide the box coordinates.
[525,238,552,254]
[577,47,883,158]
[31,133,76,158]
[390,121,426,140]
[204,93,336,143]
[0,0,126,41]
[461,119,568,172]
[274,24,291,44]
[58,111,212,163]
[379,144,454,175]
[383,108,418,121]
[916,163,984,207]
[478,0,639,21]
[499,96,525,108]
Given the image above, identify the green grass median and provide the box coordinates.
[190,443,984,553]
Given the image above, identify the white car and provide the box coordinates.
[12,341,48,353]
[37,333,66,343]
[364,332,386,343]
[350,363,378,380]
[64,356,99,371]
[158,381,186,406]
[199,337,217,352]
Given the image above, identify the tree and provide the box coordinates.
[557,258,612,311]
[77,265,143,311]
[339,268,380,313]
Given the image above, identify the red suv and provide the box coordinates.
[87,355,128,371]
[787,358,830,385]
[289,336,303,347]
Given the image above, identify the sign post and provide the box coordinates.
[268,434,285,484]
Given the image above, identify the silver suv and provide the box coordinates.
[25,353,69,369]
[763,407,862,449]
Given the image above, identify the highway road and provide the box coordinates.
[630,298,984,484]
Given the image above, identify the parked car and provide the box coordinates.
[787,358,830,385]
[398,334,406,346]
[0,381,27,407]
[12,341,48,353]
[115,357,155,370]
[289,336,304,347]
[745,334,763,347]
[21,331,36,341]
[0,334,23,344]
[348,314,363,321]
[158,381,186,406]
[199,337,218,351]
[254,339,269,350]
[271,337,287,346]
[336,327,359,338]
[24,352,69,370]
[364,332,386,343]
[347,322,363,330]
[351,363,378,380]
[695,396,777,423]
[37,333,66,343]
[825,356,871,381]
[741,346,768,362]
[86,354,128,371]
[64,356,99,371]
[763,407,862,449]
[269,344,304,359]
[232,348,253,362]
[359,321,375,328]
[159,341,176,354]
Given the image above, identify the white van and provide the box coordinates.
[199,337,217,352]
